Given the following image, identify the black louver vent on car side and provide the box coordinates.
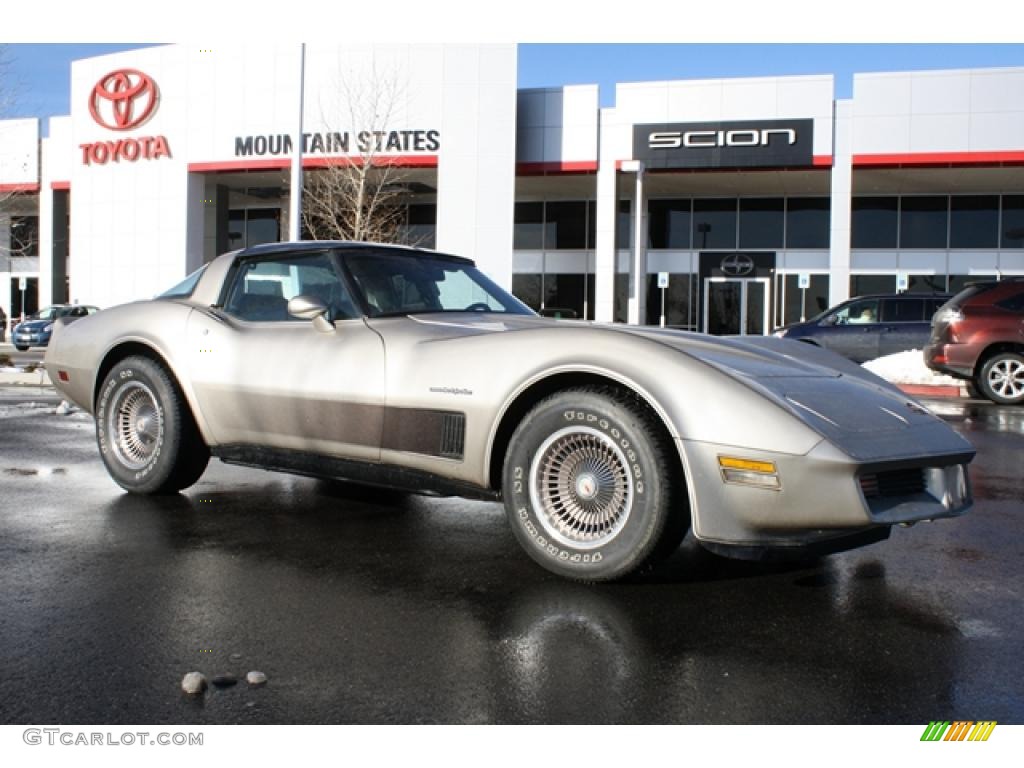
[859,468,926,499]
[440,413,466,459]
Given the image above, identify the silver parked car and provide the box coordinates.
[44,242,975,581]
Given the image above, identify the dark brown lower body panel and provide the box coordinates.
[211,444,499,501]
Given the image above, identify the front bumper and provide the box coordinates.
[12,331,50,348]
[680,437,973,550]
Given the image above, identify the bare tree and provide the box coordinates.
[300,61,419,245]
[0,44,37,261]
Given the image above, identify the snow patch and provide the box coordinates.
[862,349,964,387]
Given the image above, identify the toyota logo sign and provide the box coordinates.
[88,69,159,131]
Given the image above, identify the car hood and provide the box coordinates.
[400,314,972,461]
[14,320,51,331]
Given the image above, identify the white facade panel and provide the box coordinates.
[851,251,901,270]
[0,118,39,185]
[949,252,998,273]
[854,67,1024,155]
[852,115,912,155]
[666,82,724,121]
[998,252,1024,273]
[898,251,946,272]
[909,114,971,153]
[969,111,1024,151]
[778,251,830,271]
[910,72,972,115]
[853,73,912,117]
[969,69,1024,112]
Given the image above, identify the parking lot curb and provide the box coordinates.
[0,369,52,387]
[897,383,969,398]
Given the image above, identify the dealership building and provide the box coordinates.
[2,43,1024,334]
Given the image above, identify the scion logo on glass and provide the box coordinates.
[88,69,159,131]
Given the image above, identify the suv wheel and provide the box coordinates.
[977,352,1024,405]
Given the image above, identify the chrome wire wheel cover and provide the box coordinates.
[107,381,162,470]
[987,358,1024,400]
[529,426,634,550]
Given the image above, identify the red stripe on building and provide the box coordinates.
[51,181,71,191]
[0,182,40,193]
[188,155,439,173]
[813,155,833,167]
[854,150,1024,167]
[517,161,599,175]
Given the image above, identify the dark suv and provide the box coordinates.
[773,293,950,363]
[925,279,1024,405]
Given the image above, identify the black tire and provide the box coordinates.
[95,355,210,494]
[15,345,29,352]
[977,352,1024,405]
[502,387,687,581]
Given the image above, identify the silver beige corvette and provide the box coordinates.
[45,242,974,581]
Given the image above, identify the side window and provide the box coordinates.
[223,252,358,322]
[995,291,1024,313]
[834,299,879,325]
[881,298,924,322]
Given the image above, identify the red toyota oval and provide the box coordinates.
[88,69,159,131]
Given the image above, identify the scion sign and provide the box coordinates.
[634,119,813,170]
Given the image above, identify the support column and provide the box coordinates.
[623,160,646,325]
[593,150,618,323]
[829,99,854,307]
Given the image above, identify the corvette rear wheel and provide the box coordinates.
[503,387,687,581]
[977,352,1024,405]
[95,356,210,494]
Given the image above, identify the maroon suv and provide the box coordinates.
[925,279,1024,405]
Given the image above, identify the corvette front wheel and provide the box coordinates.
[502,387,687,581]
[95,356,210,494]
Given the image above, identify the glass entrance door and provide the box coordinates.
[703,278,770,335]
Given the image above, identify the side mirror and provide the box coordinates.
[820,314,837,327]
[288,295,335,333]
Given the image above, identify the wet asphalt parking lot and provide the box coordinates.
[0,396,1021,725]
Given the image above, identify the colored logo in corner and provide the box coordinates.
[89,69,160,131]
[920,721,997,742]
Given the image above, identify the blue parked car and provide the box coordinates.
[773,293,950,363]
[11,304,100,351]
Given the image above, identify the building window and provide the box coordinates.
[648,199,692,249]
[645,273,696,328]
[907,274,947,293]
[544,201,587,249]
[850,274,897,296]
[511,274,542,311]
[405,204,436,249]
[851,197,898,248]
[738,198,784,249]
[693,199,737,250]
[228,208,280,249]
[543,273,592,319]
[786,198,830,249]
[780,274,830,326]
[513,202,544,249]
[948,274,997,293]
[949,196,998,248]
[10,216,39,258]
[899,196,948,248]
[1002,195,1024,249]
[617,200,632,250]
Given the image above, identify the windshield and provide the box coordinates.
[344,251,535,318]
[158,265,208,299]
[31,306,72,321]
